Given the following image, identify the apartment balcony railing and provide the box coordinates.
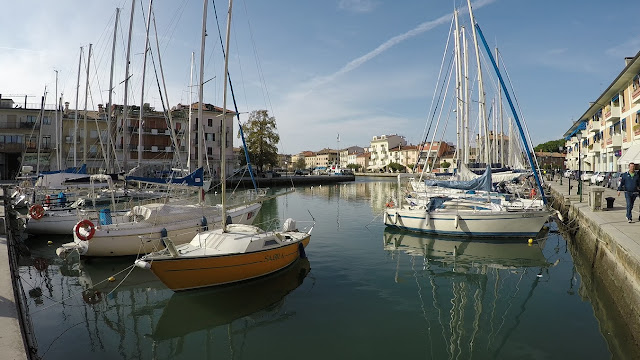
[19,122,41,129]
[604,105,621,123]
[588,120,600,132]
[606,134,622,148]
[0,143,26,152]
[632,87,640,104]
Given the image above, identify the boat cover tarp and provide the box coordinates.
[424,165,492,192]
[126,167,205,187]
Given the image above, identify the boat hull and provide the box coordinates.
[59,203,262,257]
[148,237,310,291]
[384,207,550,238]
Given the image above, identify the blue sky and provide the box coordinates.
[2,0,640,155]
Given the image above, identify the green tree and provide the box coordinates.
[388,162,406,172]
[440,161,451,169]
[347,163,360,171]
[294,158,306,170]
[238,110,280,171]
[534,139,565,153]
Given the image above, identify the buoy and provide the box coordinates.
[47,240,53,245]
[528,238,533,244]
[108,276,116,282]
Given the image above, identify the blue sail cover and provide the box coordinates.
[424,166,492,192]
[126,167,205,187]
[40,164,88,175]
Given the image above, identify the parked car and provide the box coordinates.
[580,171,593,182]
[590,172,605,185]
[608,172,622,189]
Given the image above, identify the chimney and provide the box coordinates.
[64,102,70,114]
[625,57,634,66]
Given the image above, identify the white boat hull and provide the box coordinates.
[58,202,262,257]
[384,206,551,238]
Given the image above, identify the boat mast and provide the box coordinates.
[197,0,208,171]
[188,52,194,172]
[453,10,462,169]
[138,0,153,168]
[462,25,470,165]
[74,46,83,167]
[54,69,60,170]
[36,91,46,175]
[122,0,135,172]
[466,0,489,167]
[151,13,183,172]
[497,47,504,167]
[82,43,92,167]
[221,0,234,231]
[107,8,120,174]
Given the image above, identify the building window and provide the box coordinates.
[208,118,213,127]
[26,115,37,124]
[622,118,627,131]
[42,116,51,125]
[207,147,213,156]
[42,136,51,149]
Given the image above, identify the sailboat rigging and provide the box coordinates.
[134,0,314,291]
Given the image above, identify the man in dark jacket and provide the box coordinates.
[618,162,640,222]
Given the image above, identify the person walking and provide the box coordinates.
[617,162,640,223]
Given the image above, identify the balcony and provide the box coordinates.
[588,120,600,132]
[633,87,640,104]
[606,134,622,148]
[604,105,620,123]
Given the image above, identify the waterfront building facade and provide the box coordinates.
[564,51,640,172]
[367,134,406,171]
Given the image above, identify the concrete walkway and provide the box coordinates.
[547,176,640,345]
[547,177,640,257]
[0,193,28,360]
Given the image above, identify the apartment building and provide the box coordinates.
[564,51,640,172]
[0,94,237,179]
[367,134,406,171]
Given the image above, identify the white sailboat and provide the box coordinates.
[134,0,314,291]
[55,0,262,257]
[384,1,551,238]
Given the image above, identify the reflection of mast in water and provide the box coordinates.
[384,229,550,359]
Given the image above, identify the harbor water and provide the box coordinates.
[17,178,634,359]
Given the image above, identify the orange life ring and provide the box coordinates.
[529,188,537,199]
[29,204,45,220]
[75,219,96,241]
[386,201,395,208]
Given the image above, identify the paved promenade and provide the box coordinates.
[547,176,640,256]
[546,176,640,346]
[0,192,28,360]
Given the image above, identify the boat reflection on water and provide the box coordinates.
[384,227,550,271]
[150,257,311,342]
[382,228,555,359]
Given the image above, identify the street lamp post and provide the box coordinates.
[559,146,563,185]
[577,132,583,202]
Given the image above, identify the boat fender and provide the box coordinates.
[29,204,45,220]
[75,219,96,241]
[134,259,151,269]
[298,242,307,259]
[455,215,460,229]
[226,215,232,225]
[201,216,208,231]
[160,228,168,238]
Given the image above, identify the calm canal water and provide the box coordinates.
[18,178,631,359]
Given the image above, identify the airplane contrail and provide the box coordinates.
[309,0,496,89]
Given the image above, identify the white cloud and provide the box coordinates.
[338,0,379,13]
